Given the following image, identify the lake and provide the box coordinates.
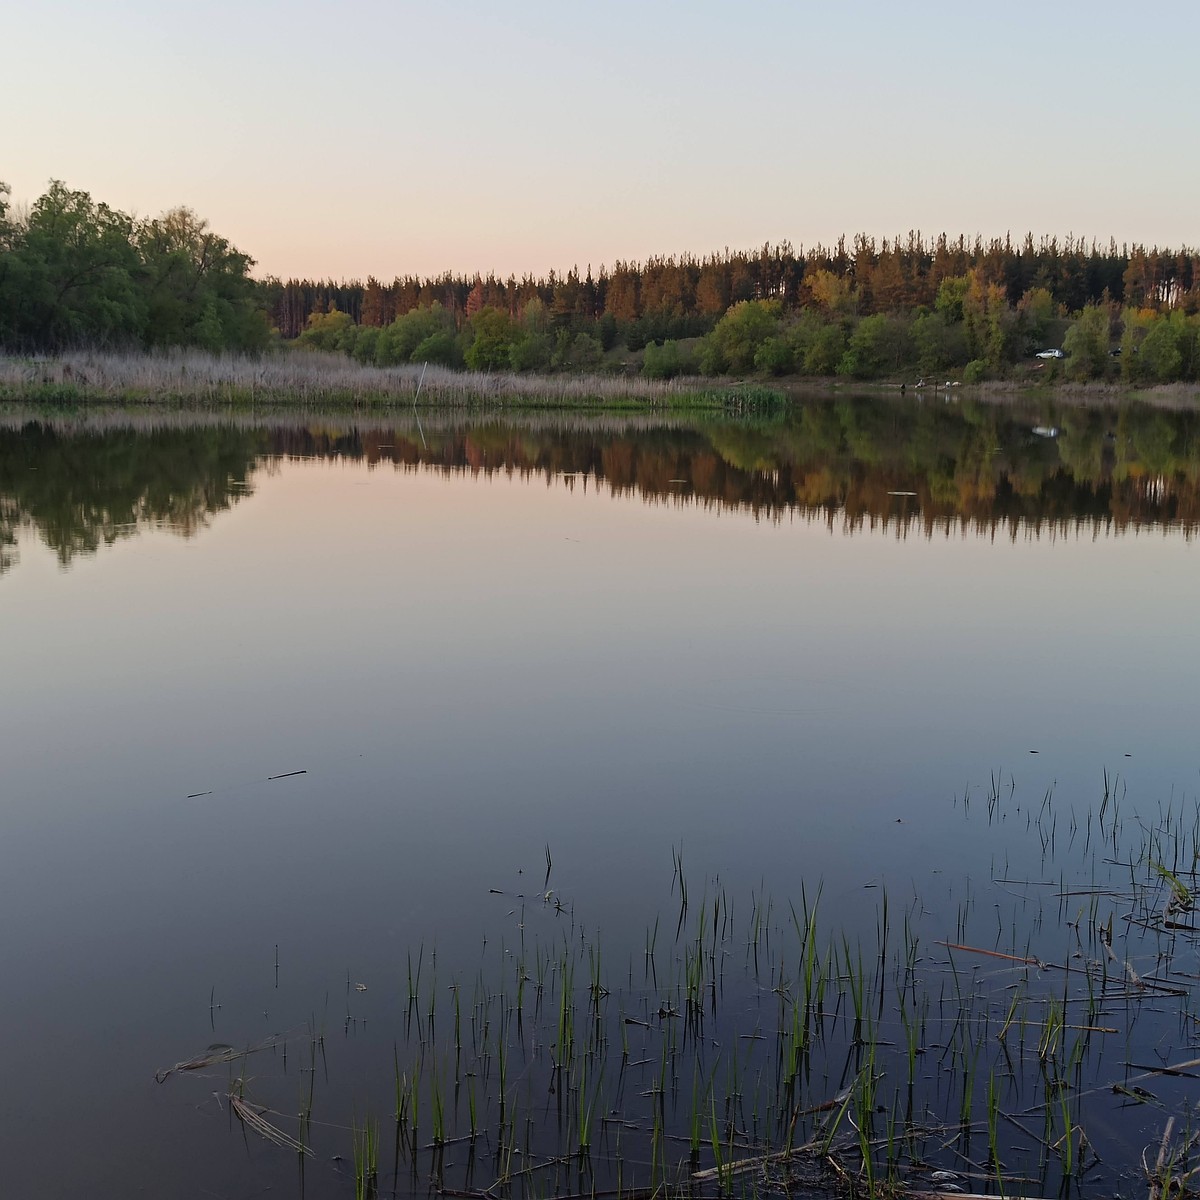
[1,394,1198,1199]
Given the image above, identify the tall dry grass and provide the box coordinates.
[0,348,705,408]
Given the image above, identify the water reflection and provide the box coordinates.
[2,395,1197,575]
[2,395,1199,1199]
[0,421,267,573]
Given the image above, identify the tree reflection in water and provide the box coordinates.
[2,395,1197,574]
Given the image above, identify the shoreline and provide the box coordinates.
[2,348,1197,412]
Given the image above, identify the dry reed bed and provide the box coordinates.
[3,349,1197,414]
[0,349,703,408]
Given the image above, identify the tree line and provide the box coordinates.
[3,178,1199,384]
[0,180,269,352]
[268,234,1199,339]
[278,236,1200,384]
[293,283,1200,386]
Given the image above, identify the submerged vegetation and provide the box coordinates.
[156,774,1200,1199]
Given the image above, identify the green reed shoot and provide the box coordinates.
[708,1097,730,1192]
[353,1118,378,1200]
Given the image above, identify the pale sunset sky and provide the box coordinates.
[7,0,1197,281]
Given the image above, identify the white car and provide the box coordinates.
[1035,349,1065,360]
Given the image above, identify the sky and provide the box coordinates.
[6,0,1198,282]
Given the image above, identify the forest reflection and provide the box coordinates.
[2,395,1197,573]
[0,421,269,573]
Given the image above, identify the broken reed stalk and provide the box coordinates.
[690,1139,819,1182]
[230,1092,312,1156]
[155,1033,281,1083]
[936,941,1043,966]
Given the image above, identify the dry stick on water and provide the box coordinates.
[442,1191,657,1200]
[1026,1055,1200,1118]
[904,1193,1056,1200]
[691,1084,856,1182]
[936,941,1043,967]
[690,1142,817,1183]
[1147,1116,1182,1200]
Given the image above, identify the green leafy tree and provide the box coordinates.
[0,182,267,352]
[701,300,781,374]
[1015,287,1057,351]
[551,329,602,371]
[0,182,13,343]
[934,276,970,324]
[597,312,618,350]
[957,274,1015,371]
[193,299,225,352]
[297,308,354,352]
[643,339,694,379]
[509,331,552,371]
[1120,308,1155,382]
[137,206,266,350]
[1062,304,1112,380]
[753,335,795,376]
[837,314,912,379]
[508,298,553,370]
[911,311,966,375]
[0,181,145,349]
[412,329,460,367]
[1135,313,1186,382]
[351,325,382,364]
[797,318,846,376]
[464,307,516,370]
[376,303,455,365]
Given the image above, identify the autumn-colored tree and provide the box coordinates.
[961,273,1017,371]
[870,239,909,311]
[806,269,855,317]
[604,263,639,322]
[361,277,394,327]
[694,259,729,316]
[465,277,485,320]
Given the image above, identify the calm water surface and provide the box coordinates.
[1,398,1198,1198]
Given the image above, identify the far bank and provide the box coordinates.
[3,350,1199,414]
